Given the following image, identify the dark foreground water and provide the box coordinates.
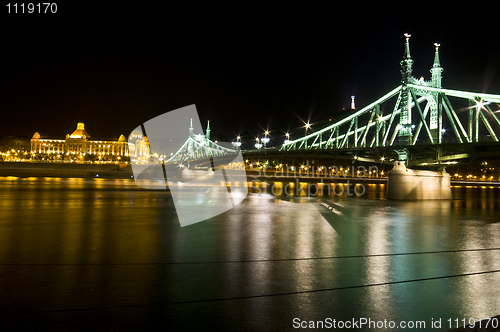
[0,177,500,331]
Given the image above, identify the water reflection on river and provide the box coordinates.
[0,176,499,331]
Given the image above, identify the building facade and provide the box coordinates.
[0,136,31,153]
[127,127,150,163]
[30,122,130,162]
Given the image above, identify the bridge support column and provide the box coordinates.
[394,148,408,165]
[386,161,452,200]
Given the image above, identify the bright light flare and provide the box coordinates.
[475,98,487,111]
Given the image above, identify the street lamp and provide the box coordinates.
[305,122,311,135]
[284,132,291,145]
[255,137,262,149]
[261,136,270,148]
[232,135,242,148]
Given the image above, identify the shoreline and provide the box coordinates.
[0,161,134,179]
[1,162,499,186]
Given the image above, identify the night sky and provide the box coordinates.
[1,4,499,148]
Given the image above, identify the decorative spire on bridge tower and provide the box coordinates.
[205,120,211,140]
[428,43,444,138]
[400,33,414,85]
[398,33,414,145]
[188,118,194,155]
[430,43,443,88]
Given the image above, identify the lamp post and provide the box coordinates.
[232,135,242,149]
[255,137,262,149]
[304,123,311,148]
[284,132,290,145]
[261,131,270,148]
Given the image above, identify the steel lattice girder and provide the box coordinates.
[281,84,500,151]
[281,86,403,150]
[166,137,236,164]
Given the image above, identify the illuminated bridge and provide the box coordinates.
[164,34,500,169]
[164,119,241,167]
[268,34,500,167]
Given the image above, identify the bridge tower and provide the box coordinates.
[430,43,443,88]
[188,118,194,155]
[398,33,414,145]
[206,120,211,140]
[429,43,444,142]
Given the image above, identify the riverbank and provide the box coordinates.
[1,162,500,187]
[0,161,133,178]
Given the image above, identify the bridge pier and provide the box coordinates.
[385,161,452,200]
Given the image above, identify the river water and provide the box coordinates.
[0,176,499,331]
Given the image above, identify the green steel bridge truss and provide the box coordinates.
[280,84,500,152]
[165,136,236,165]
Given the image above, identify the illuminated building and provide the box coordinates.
[30,122,130,162]
[0,136,31,161]
[128,127,150,162]
[0,136,31,153]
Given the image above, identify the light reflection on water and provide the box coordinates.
[248,180,388,201]
[0,177,499,330]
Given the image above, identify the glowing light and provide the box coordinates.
[475,98,490,111]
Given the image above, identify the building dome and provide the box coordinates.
[32,132,40,139]
[118,134,127,142]
[129,128,143,140]
[69,122,90,139]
